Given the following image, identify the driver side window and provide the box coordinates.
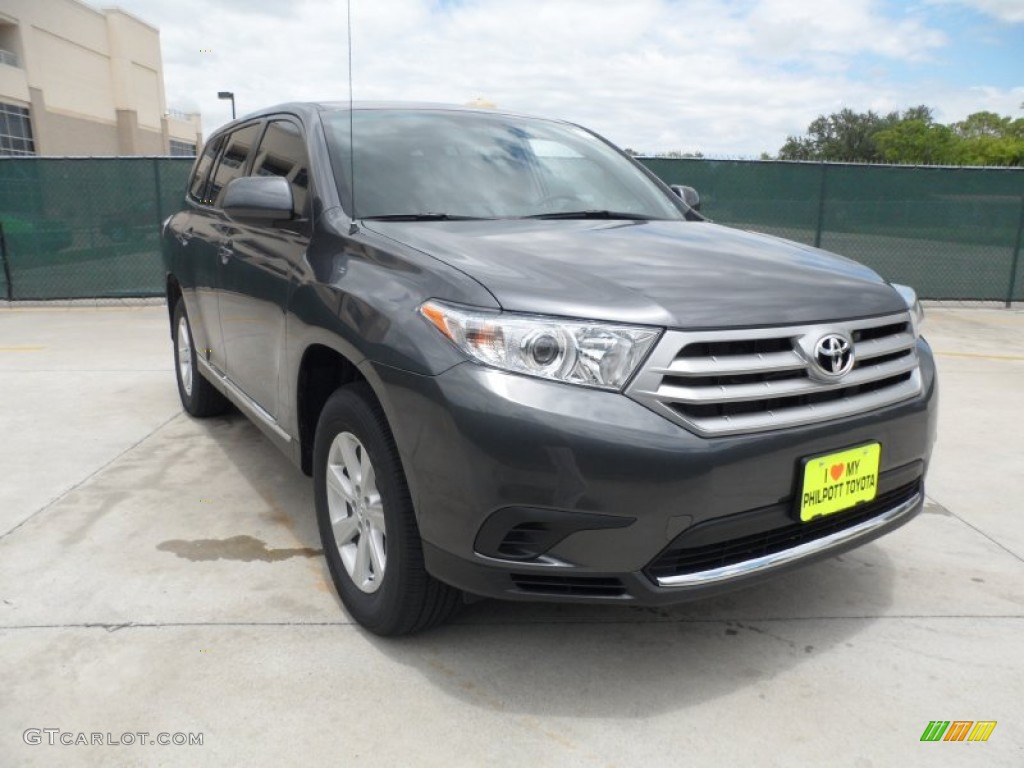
[208,123,262,208]
[188,136,224,205]
[250,119,311,224]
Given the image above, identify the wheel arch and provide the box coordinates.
[165,273,182,337]
[296,342,369,475]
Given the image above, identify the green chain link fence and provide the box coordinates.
[1,156,1022,302]
[644,158,1024,303]
[0,157,192,300]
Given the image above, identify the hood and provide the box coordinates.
[364,219,906,329]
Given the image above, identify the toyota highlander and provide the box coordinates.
[160,103,937,635]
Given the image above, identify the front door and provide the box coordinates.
[218,118,312,418]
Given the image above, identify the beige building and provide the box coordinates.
[0,0,201,156]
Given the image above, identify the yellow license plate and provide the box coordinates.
[799,443,881,522]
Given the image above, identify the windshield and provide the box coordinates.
[322,109,684,221]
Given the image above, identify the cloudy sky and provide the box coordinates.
[107,0,1023,156]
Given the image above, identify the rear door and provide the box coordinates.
[218,117,313,417]
[170,135,225,369]
[194,122,263,374]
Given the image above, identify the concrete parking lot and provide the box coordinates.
[1,302,1021,767]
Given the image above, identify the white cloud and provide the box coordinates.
[927,0,1024,23]
[103,0,1022,156]
[744,0,947,61]
[923,84,1024,122]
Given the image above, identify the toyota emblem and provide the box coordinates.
[813,334,854,377]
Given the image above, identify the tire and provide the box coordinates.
[313,382,461,635]
[172,297,228,417]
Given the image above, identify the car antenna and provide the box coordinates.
[347,0,358,235]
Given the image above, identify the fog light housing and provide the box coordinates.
[475,507,635,561]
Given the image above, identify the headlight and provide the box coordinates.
[892,284,924,337]
[420,300,661,390]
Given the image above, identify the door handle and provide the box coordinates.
[218,240,234,264]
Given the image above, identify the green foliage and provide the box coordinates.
[779,106,1024,166]
[654,150,704,159]
[875,120,958,165]
[951,112,1024,166]
[779,107,916,162]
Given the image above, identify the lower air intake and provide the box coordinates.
[511,574,627,597]
[646,480,922,581]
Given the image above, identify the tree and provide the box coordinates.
[778,135,815,161]
[778,106,1024,166]
[875,120,958,165]
[778,107,909,162]
[952,111,1010,139]
[949,112,1024,165]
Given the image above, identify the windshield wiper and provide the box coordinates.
[362,213,491,221]
[520,210,656,221]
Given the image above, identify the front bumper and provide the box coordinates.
[369,339,938,605]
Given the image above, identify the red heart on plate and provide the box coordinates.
[830,463,844,481]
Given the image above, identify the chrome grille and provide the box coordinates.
[626,312,922,436]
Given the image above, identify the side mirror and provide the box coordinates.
[670,184,701,212]
[222,176,294,222]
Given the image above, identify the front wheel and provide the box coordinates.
[313,383,461,635]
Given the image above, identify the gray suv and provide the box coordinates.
[161,103,937,635]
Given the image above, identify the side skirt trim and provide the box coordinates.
[197,357,292,443]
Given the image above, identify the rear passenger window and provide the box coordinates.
[251,120,311,219]
[208,123,262,208]
[188,136,223,204]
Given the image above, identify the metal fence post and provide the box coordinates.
[814,162,827,248]
[153,157,163,226]
[1007,194,1024,308]
[0,221,12,300]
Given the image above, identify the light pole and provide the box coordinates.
[217,91,236,120]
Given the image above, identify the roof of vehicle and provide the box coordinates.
[214,101,565,133]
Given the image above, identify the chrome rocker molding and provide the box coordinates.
[196,356,292,443]
[654,491,922,588]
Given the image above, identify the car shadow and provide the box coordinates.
[199,409,897,718]
[189,407,321,550]
[372,548,896,718]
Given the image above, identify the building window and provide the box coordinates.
[0,102,35,156]
[169,139,196,157]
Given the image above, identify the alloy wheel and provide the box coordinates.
[177,315,193,397]
[325,431,387,593]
